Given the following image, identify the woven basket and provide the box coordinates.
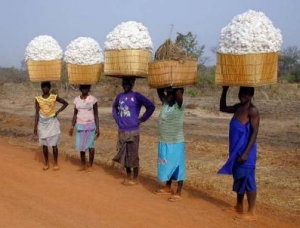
[148,60,197,88]
[67,63,103,85]
[27,59,62,82]
[215,52,278,87]
[104,49,152,78]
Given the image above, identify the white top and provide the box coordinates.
[74,95,98,124]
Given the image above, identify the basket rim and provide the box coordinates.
[26,59,62,63]
[104,49,152,53]
[66,62,104,66]
[149,59,198,64]
[216,51,279,56]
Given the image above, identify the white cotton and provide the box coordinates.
[217,10,283,54]
[104,21,153,51]
[64,37,104,65]
[25,35,63,61]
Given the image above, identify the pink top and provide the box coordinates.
[74,95,98,124]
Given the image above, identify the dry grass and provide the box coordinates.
[0,81,299,216]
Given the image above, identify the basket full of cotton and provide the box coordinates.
[104,21,153,78]
[25,35,63,82]
[64,37,104,85]
[215,10,283,86]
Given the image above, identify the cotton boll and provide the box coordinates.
[64,37,104,65]
[25,35,63,61]
[217,10,283,54]
[104,21,153,51]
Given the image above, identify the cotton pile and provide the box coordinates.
[104,21,153,51]
[64,37,104,65]
[218,10,283,54]
[25,35,63,61]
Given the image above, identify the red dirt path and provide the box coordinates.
[0,139,298,228]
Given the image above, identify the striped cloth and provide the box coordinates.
[158,101,185,143]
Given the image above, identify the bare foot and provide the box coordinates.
[234,212,257,221]
[43,164,49,171]
[222,206,243,214]
[86,166,93,173]
[77,166,87,171]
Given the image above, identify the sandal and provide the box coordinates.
[123,179,139,186]
[154,188,173,195]
[43,165,49,171]
[168,195,182,202]
[53,165,59,171]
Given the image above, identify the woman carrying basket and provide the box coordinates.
[34,81,68,171]
[154,87,186,202]
[69,85,100,172]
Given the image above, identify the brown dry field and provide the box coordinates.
[0,81,299,227]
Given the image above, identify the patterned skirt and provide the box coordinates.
[75,122,96,152]
[157,141,186,182]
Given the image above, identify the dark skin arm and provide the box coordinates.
[69,107,78,136]
[238,106,260,162]
[93,102,100,139]
[34,99,39,136]
[157,88,165,103]
[54,96,68,117]
[156,87,183,107]
[220,86,240,113]
[175,88,183,107]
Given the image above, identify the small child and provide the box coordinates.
[34,81,68,171]
[69,85,100,171]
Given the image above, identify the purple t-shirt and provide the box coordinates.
[112,91,155,131]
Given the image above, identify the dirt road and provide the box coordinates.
[0,139,298,228]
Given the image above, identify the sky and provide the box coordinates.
[0,0,299,68]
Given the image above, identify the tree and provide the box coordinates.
[175,32,205,63]
[278,46,300,77]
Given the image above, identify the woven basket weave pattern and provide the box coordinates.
[27,59,62,82]
[104,49,152,77]
[215,52,278,87]
[148,60,197,88]
[67,63,103,85]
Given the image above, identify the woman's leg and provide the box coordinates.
[175,181,183,195]
[52,146,58,165]
[88,148,95,167]
[166,179,172,190]
[42,146,49,170]
[80,151,86,169]
[133,167,139,181]
[236,193,245,212]
[125,167,132,179]
[52,146,59,170]
[168,180,183,202]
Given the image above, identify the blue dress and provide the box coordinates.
[218,118,257,194]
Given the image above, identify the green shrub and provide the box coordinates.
[187,89,198,97]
